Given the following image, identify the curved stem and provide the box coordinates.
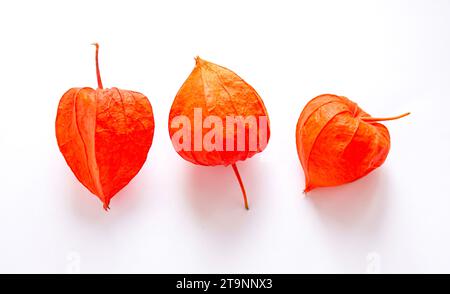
[361,112,410,122]
[232,163,249,210]
[91,43,103,89]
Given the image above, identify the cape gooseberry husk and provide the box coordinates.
[168,57,271,209]
[56,44,155,210]
[296,94,410,192]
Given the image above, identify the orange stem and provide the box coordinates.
[92,43,103,89]
[361,112,410,122]
[232,163,249,210]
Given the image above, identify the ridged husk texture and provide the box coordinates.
[169,57,270,166]
[296,94,391,192]
[56,87,154,209]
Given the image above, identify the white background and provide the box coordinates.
[0,0,449,274]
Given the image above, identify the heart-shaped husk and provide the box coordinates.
[168,57,270,209]
[56,44,155,209]
[296,94,409,192]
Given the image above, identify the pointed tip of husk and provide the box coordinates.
[304,184,314,194]
[195,56,207,68]
[102,200,110,211]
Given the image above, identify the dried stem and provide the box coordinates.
[91,43,103,89]
[232,163,249,210]
[361,112,410,122]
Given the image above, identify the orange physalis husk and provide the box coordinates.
[168,57,270,209]
[55,44,155,210]
[296,94,409,192]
